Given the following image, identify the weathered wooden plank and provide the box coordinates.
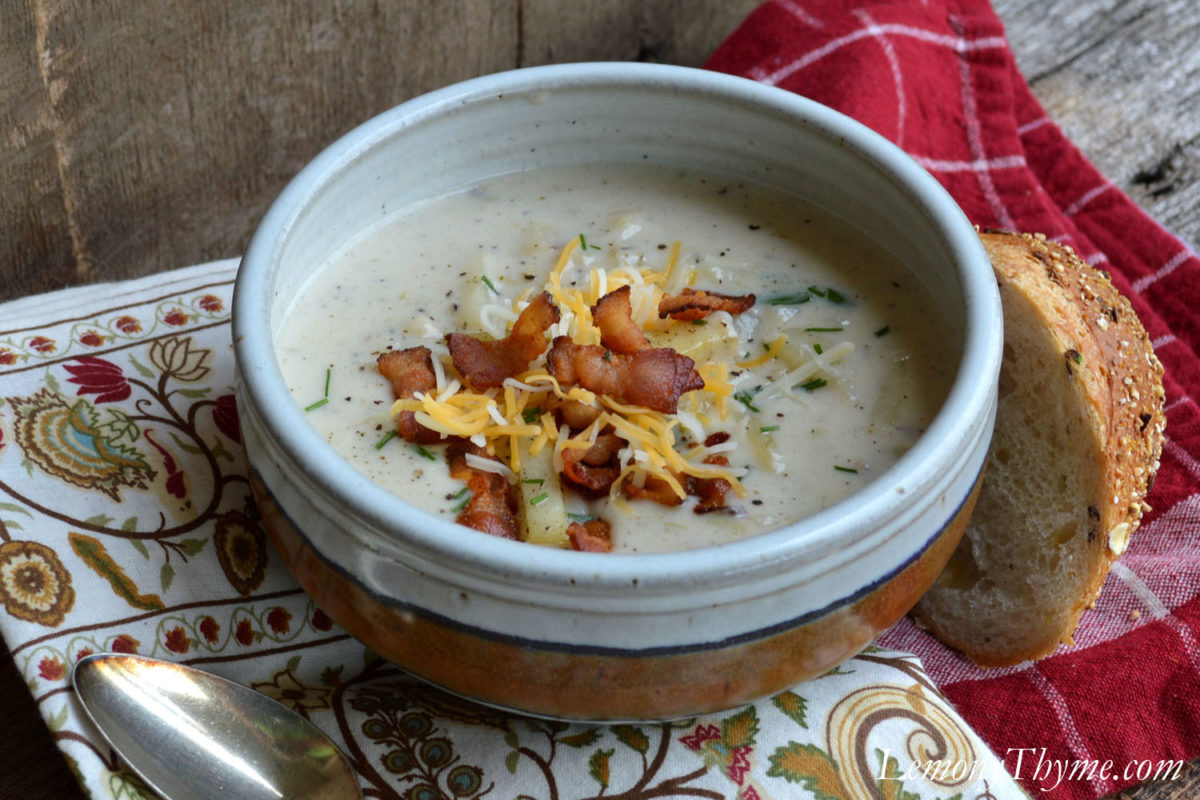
[0,0,79,297]
[1,0,522,302]
[995,0,1200,249]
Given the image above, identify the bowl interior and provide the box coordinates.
[236,63,998,590]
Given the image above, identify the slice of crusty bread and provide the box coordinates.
[912,230,1165,667]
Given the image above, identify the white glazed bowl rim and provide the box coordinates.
[234,62,1001,593]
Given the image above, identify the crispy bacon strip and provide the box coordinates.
[560,433,622,495]
[567,519,613,553]
[658,288,756,321]
[690,432,734,514]
[580,432,624,466]
[546,337,704,414]
[622,474,685,507]
[591,286,650,355]
[621,432,733,514]
[377,346,440,444]
[446,292,560,390]
[446,441,519,539]
[691,471,733,513]
[556,398,602,431]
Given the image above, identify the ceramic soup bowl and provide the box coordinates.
[233,63,1001,720]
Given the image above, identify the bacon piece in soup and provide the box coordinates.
[545,337,704,414]
[592,286,650,355]
[377,346,440,444]
[622,474,685,507]
[620,432,733,513]
[658,288,756,322]
[560,432,623,495]
[446,292,560,390]
[567,518,613,553]
[446,441,520,539]
[556,398,602,431]
[691,433,734,514]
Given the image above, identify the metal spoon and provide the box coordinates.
[72,653,362,800]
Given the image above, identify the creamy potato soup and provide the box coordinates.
[276,164,956,553]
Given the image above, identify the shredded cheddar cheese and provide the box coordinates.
[390,235,854,521]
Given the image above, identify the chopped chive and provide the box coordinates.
[874,325,891,337]
[734,390,761,413]
[602,349,613,362]
[567,512,593,522]
[813,342,824,355]
[692,319,707,326]
[578,233,589,250]
[805,326,844,332]
[800,378,828,392]
[304,397,329,412]
[766,293,811,305]
[480,275,500,295]
[451,486,469,499]
[452,493,472,512]
[413,445,438,461]
[374,430,396,449]
[834,465,859,474]
[1070,350,1082,364]
[760,425,780,433]
[522,478,545,486]
[807,286,826,298]
[825,288,847,304]
[529,492,549,506]
[323,368,331,397]
[522,406,542,423]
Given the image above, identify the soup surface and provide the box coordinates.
[276,164,957,552]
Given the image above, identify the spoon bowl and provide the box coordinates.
[72,653,362,800]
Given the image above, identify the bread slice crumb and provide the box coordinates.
[911,231,1165,667]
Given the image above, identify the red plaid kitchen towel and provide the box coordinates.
[708,1,1200,797]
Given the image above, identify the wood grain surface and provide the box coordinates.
[1,1,1197,798]
[997,0,1200,253]
[0,0,757,302]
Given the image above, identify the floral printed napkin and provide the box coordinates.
[0,261,1030,799]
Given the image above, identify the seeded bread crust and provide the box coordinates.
[912,230,1165,667]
